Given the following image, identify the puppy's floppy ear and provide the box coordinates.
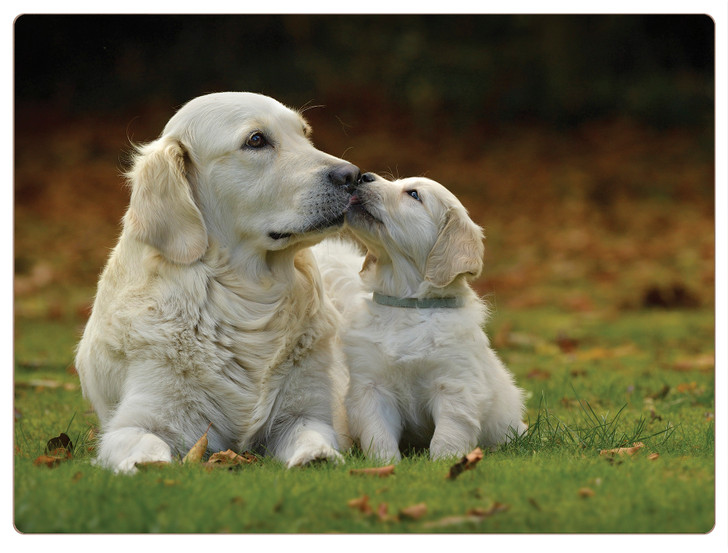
[360,252,377,274]
[124,137,208,264]
[425,207,484,287]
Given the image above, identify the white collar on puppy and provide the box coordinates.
[372,292,465,309]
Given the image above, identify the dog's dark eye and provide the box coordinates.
[245,132,268,149]
[406,190,421,202]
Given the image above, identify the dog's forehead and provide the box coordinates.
[163,92,306,144]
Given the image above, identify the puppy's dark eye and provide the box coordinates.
[406,190,421,202]
[245,132,268,149]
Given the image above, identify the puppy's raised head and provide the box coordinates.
[124,92,360,264]
[346,173,484,288]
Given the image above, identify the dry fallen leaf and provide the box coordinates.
[33,450,72,468]
[46,432,73,453]
[376,502,390,522]
[526,368,551,380]
[675,381,699,394]
[556,332,579,353]
[204,449,257,470]
[447,447,484,480]
[578,487,595,498]
[34,432,74,468]
[399,502,427,520]
[423,515,484,528]
[347,495,372,514]
[648,453,660,461]
[182,422,212,464]
[672,353,714,372]
[648,385,671,400]
[135,461,170,470]
[468,502,510,517]
[599,442,645,457]
[423,503,509,529]
[349,465,395,478]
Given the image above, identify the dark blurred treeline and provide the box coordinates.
[15,14,714,129]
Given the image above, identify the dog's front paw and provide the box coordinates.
[100,430,173,474]
[284,429,343,468]
[286,443,343,468]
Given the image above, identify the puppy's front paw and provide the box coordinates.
[429,438,473,461]
[366,446,402,464]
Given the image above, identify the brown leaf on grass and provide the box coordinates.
[34,432,74,468]
[182,422,212,464]
[468,502,510,517]
[648,385,670,400]
[599,442,645,457]
[526,368,551,380]
[349,464,395,478]
[556,332,579,353]
[578,487,595,498]
[447,447,484,480]
[347,495,372,514]
[135,461,170,470]
[376,502,390,522]
[648,453,660,461]
[672,353,714,372]
[675,381,699,394]
[24,379,78,391]
[204,449,257,469]
[33,449,72,468]
[423,514,484,528]
[399,502,427,520]
[423,503,509,529]
[46,432,73,453]
[346,496,394,522]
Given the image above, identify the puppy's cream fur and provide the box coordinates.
[76,92,357,472]
[313,174,526,461]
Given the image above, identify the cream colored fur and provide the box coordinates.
[313,174,527,462]
[76,92,357,472]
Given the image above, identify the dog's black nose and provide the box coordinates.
[329,163,361,193]
[360,172,377,183]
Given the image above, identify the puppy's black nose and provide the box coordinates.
[329,163,361,193]
[360,172,377,183]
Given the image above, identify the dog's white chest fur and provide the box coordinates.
[80,243,327,452]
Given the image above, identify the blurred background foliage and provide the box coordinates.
[15,14,713,128]
[13,14,715,321]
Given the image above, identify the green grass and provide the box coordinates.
[13,308,715,534]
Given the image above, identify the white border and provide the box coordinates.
[5,1,726,551]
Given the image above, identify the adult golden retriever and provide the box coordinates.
[76,92,359,472]
[313,173,526,462]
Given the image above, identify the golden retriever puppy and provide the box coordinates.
[313,173,527,462]
[76,92,359,472]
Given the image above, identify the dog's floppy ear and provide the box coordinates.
[425,207,484,287]
[124,138,207,264]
